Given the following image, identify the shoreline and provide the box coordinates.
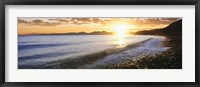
[79,36,170,69]
[106,35,182,69]
[18,35,182,69]
[43,38,154,69]
[18,37,153,69]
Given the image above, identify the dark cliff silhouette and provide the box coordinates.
[135,19,182,36]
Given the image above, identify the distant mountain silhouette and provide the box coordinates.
[65,31,114,35]
[19,31,115,36]
[135,19,182,36]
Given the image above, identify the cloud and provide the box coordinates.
[128,18,180,27]
[32,19,44,24]
[18,19,63,26]
[48,18,70,23]
[47,18,111,25]
[18,18,180,27]
[18,19,31,23]
[74,18,93,22]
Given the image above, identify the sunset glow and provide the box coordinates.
[18,18,179,35]
[113,24,131,38]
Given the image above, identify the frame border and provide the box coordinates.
[0,0,200,87]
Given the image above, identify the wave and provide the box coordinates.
[40,38,153,69]
[18,51,77,61]
[18,43,70,50]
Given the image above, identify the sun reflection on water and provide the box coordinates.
[117,38,126,47]
[112,24,132,48]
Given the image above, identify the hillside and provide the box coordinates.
[135,19,182,36]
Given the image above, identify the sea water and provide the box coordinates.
[18,35,160,67]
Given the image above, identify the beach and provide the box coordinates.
[78,36,170,69]
[107,36,182,69]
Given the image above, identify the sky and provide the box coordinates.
[18,17,180,35]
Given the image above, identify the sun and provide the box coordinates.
[113,24,130,38]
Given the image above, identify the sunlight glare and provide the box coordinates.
[113,24,130,38]
[113,24,131,47]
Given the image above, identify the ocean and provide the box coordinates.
[18,35,166,68]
